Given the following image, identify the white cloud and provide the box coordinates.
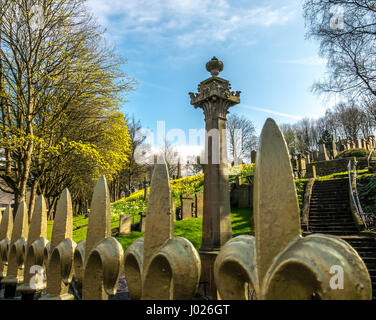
[240,104,303,120]
[277,56,327,66]
[85,0,296,48]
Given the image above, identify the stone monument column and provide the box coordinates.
[189,57,240,298]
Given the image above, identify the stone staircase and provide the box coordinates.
[308,179,358,235]
[306,179,376,299]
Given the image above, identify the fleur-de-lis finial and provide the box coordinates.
[80,176,124,300]
[17,195,49,298]
[0,205,13,277]
[1,201,28,293]
[41,188,77,300]
[125,156,201,300]
[214,118,372,300]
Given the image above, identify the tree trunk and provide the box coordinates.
[28,179,38,223]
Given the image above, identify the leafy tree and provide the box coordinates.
[0,0,134,214]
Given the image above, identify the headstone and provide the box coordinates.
[318,144,329,161]
[143,177,148,200]
[177,160,181,179]
[195,193,204,218]
[306,152,311,164]
[140,212,146,232]
[251,150,257,164]
[298,154,306,178]
[362,139,368,150]
[180,194,193,220]
[172,201,177,221]
[331,135,337,158]
[119,214,132,235]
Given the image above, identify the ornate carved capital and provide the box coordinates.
[189,57,240,120]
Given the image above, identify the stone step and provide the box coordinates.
[309,214,353,218]
[310,228,358,232]
[309,216,353,221]
[311,189,348,193]
[310,198,349,202]
[309,222,356,227]
[308,230,358,235]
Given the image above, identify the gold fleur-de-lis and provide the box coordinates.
[17,195,49,297]
[40,188,77,300]
[75,176,124,300]
[1,201,28,289]
[0,205,13,278]
[124,156,201,300]
[214,118,372,300]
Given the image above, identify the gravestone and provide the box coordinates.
[251,150,257,164]
[331,135,337,158]
[305,152,311,164]
[119,214,132,235]
[318,144,329,161]
[140,212,146,232]
[180,194,193,220]
[298,154,306,178]
[195,193,203,218]
[362,139,368,150]
[172,201,177,221]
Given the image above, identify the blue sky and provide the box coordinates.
[85,0,338,157]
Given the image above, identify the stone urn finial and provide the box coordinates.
[206,56,223,77]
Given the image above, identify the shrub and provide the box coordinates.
[336,148,370,159]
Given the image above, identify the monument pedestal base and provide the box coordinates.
[198,249,220,300]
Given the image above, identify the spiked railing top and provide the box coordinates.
[254,118,301,282]
[51,188,73,251]
[143,156,173,270]
[0,205,13,240]
[10,201,28,244]
[85,176,112,261]
[28,195,47,247]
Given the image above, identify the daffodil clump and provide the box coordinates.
[111,163,256,217]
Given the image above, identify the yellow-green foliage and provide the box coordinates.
[112,163,255,215]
